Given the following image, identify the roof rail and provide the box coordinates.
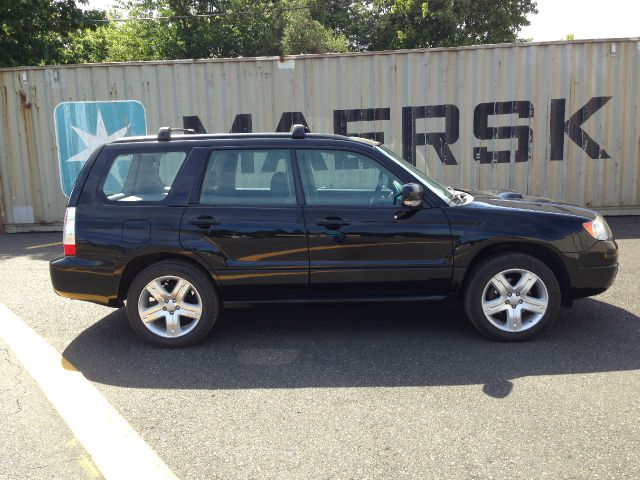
[291,124,310,139]
[157,127,196,141]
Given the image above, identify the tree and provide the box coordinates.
[363,0,538,51]
[63,2,180,63]
[65,0,289,63]
[282,2,349,54]
[9,0,539,66]
[0,0,104,67]
[306,0,370,50]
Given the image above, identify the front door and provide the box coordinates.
[296,148,453,299]
[180,147,308,301]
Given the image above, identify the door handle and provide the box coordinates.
[188,215,219,229]
[316,217,351,229]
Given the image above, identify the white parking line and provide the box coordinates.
[0,304,179,480]
[25,241,63,250]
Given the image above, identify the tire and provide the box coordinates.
[463,253,561,341]
[126,260,219,347]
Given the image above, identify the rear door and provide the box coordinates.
[296,147,453,299]
[180,147,309,301]
[75,145,193,303]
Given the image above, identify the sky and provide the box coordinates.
[85,0,113,10]
[84,0,640,42]
[519,0,640,41]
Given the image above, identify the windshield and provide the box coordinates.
[376,145,454,203]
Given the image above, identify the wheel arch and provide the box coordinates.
[117,253,217,305]
[461,241,571,306]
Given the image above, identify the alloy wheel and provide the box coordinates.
[137,275,203,338]
[481,268,549,332]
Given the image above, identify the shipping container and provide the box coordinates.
[0,38,638,232]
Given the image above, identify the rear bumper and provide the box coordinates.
[50,256,121,307]
[566,239,618,299]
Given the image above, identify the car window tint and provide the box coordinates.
[200,149,296,206]
[159,152,187,185]
[103,155,133,196]
[102,151,187,202]
[296,149,402,206]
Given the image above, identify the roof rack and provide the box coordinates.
[291,124,310,139]
[157,127,196,141]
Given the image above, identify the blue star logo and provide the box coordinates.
[54,101,147,196]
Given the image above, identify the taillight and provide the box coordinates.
[63,207,76,256]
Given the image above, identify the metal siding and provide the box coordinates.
[0,39,639,231]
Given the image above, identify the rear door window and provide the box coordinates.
[102,150,187,202]
[199,149,296,206]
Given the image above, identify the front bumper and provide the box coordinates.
[565,239,619,299]
[50,256,121,307]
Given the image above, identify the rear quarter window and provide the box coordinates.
[102,150,187,202]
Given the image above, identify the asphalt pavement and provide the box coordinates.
[1,217,639,479]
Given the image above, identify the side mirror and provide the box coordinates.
[400,183,424,208]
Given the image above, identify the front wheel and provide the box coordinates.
[463,253,561,341]
[126,261,219,347]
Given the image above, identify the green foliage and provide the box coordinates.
[364,0,538,50]
[63,1,181,63]
[0,0,104,67]
[305,1,369,50]
[65,0,288,63]
[282,4,349,54]
[1,0,538,67]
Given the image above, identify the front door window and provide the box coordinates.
[296,149,402,207]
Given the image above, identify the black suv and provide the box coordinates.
[50,126,618,347]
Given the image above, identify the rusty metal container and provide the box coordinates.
[0,38,638,232]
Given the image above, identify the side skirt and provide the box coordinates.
[223,294,448,308]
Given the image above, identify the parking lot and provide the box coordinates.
[1,216,639,479]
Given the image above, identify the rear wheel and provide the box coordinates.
[126,261,219,347]
[463,253,561,341]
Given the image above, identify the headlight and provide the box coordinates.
[583,215,611,240]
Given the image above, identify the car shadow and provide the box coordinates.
[62,298,640,398]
